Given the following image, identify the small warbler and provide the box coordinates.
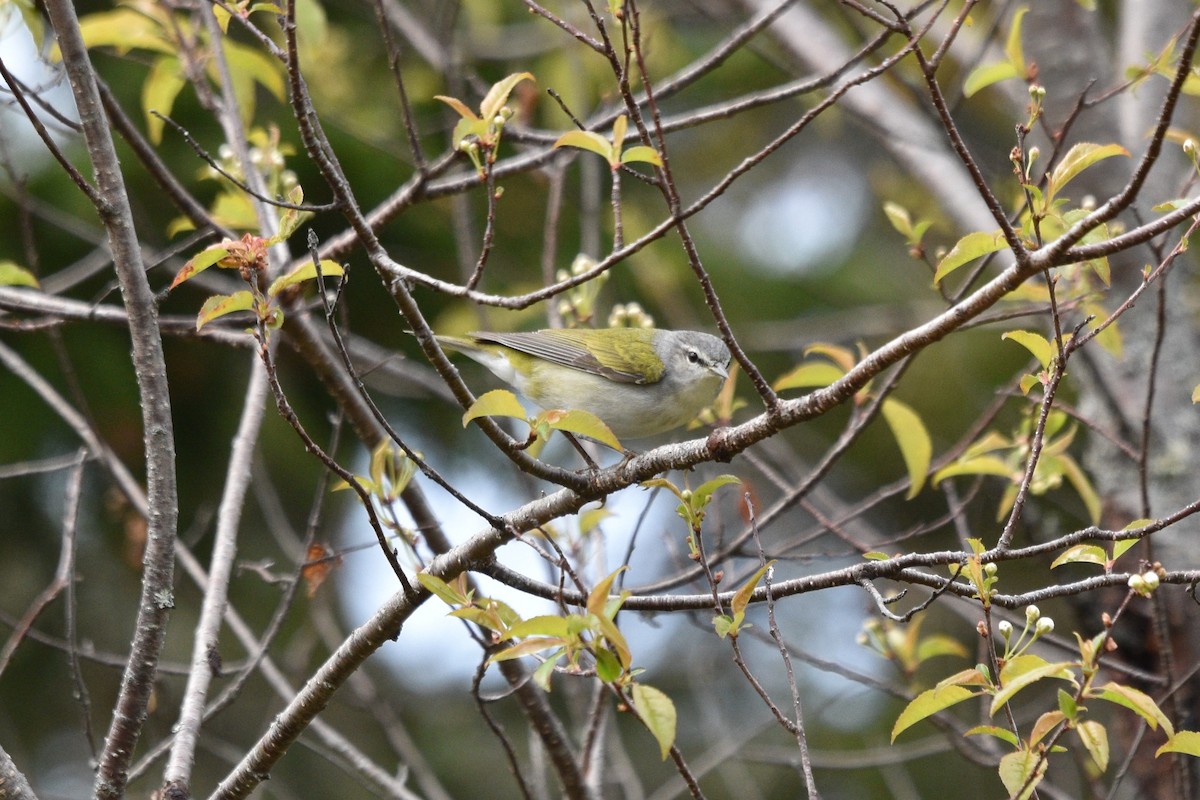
[434,328,731,439]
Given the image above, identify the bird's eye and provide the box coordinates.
[687,349,701,364]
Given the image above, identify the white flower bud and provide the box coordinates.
[1025,605,1040,622]
[1142,571,1160,591]
[1035,617,1054,635]
[998,620,1013,639]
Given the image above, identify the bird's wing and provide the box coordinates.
[470,329,662,384]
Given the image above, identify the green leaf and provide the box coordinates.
[463,390,528,426]
[1192,383,1200,404]
[963,61,1021,98]
[891,685,976,741]
[991,659,1077,717]
[196,291,255,330]
[998,747,1046,800]
[273,186,310,243]
[532,652,559,690]
[1030,710,1066,747]
[1050,544,1107,569]
[690,474,741,511]
[587,567,628,619]
[0,261,39,289]
[74,9,175,56]
[914,634,969,663]
[539,409,622,451]
[964,725,1020,748]
[488,636,568,663]
[1001,329,1054,369]
[433,94,478,121]
[931,455,1013,485]
[1058,688,1079,719]
[479,72,534,122]
[1113,537,1139,561]
[1078,719,1109,771]
[416,572,469,606]
[267,259,343,297]
[554,130,614,161]
[142,56,185,145]
[1157,730,1200,758]
[881,398,932,499]
[934,230,1007,284]
[712,614,735,639]
[505,614,571,641]
[171,245,231,289]
[594,647,622,683]
[1092,682,1174,736]
[1048,143,1130,201]
[620,145,662,167]
[731,561,775,621]
[773,362,846,392]
[222,37,287,103]
[883,201,914,238]
[1004,7,1029,76]
[631,683,677,759]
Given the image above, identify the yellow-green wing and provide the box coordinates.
[470,329,664,384]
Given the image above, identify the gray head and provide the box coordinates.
[654,330,731,388]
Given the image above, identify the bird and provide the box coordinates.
[432,327,731,440]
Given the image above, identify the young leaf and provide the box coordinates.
[479,72,534,123]
[631,683,677,760]
[267,260,344,297]
[999,747,1047,800]
[0,261,39,289]
[417,572,470,606]
[171,245,231,289]
[690,474,742,510]
[1077,720,1109,771]
[1003,7,1029,76]
[587,567,628,618]
[891,685,976,741]
[963,61,1022,98]
[540,409,622,452]
[773,362,845,392]
[1048,143,1130,201]
[488,637,569,663]
[730,561,775,626]
[196,291,255,330]
[1001,329,1054,370]
[1092,682,1174,736]
[435,94,478,125]
[620,145,662,167]
[934,230,1007,284]
[1050,544,1107,569]
[931,455,1013,486]
[964,725,1020,748]
[991,660,1077,717]
[554,130,613,161]
[880,398,932,499]
[1029,710,1066,747]
[1157,730,1200,758]
[594,647,623,683]
[505,615,571,641]
[142,56,185,145]
[463,390,528,426]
